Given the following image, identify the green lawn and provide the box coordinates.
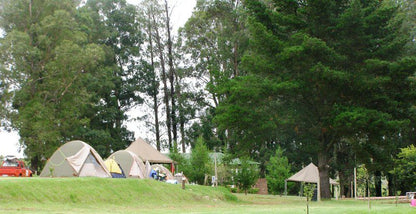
[0,177,414,213]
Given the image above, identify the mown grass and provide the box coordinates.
[0,177,414,213]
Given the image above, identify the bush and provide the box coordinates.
[266,147,291,195]
[392,145,416,193]
[188,136,210,184]
[248,188,259,194]
[234,157,259,195]
[230,187,238,193]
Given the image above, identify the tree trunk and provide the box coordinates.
[176,82,186,153]
[387,173,394,196]
[152,12,172,149]
[164,0,177,145]
[375,170,382,197]
[339,170,347,198]
[31,155,40,175]
[147,11,161,151]
[318,151,331,199]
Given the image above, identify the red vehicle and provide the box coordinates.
[0,155,32,177]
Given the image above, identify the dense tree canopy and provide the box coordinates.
[0,0,415,196]
[215,0,416,198]
[0,0,107,171]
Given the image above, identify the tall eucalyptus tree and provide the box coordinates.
[179,0,248,150]
[0,0,106,171]
[80,0,143,157]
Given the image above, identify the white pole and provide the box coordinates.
[335,185,338,200]
[354,167,357,199]
[284,180,287,196]
[214,154,218,187]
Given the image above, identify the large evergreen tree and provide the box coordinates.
[215,0,416,199]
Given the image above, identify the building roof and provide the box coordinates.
[126,138,173,164]
[286,163,338,185]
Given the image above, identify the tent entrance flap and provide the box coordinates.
[66,145,90,173]
[79,153,109,177]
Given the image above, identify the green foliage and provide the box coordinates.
[213,0,416,199]
[392,145,416,192]
[186,110,222,150]
[0,0,111,171]
[234,157,259,195]
[248,188,259,194]
[179,0,249,151]
[0,0,145,170]
[188,137,211,184]
[79,0,143,157]
[266,147,291,195]
[304,183,316,214]
[169,141,189,174]
[356,165,371,197]
[303,183,316,201]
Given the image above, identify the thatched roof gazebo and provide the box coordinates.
[284,163,338,200]
[126,138,174,173]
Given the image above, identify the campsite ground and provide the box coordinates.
[0,178,414,213]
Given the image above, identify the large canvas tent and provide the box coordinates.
[126,138,173,164]
[126,138,174,173]
[284,163,338,200]
[108,150,147,178]
[40,140,111,177]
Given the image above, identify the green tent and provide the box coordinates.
[40,140,111,177]
[108,150,147,178]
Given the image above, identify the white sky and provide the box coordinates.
[0,0,196,158]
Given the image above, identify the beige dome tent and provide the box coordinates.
[108,150,147,178]
[40,140,110,177]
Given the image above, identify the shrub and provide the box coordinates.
[234,157,259,195]
[266,147,291,195]
[248,188,259,194]
[188,136,210,184]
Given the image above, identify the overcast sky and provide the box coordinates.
[0,0,196,158]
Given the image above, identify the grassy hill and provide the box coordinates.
[0,177,236,213]
[0,177,236,203]
[0,177,415,214]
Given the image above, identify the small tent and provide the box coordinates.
[284,163,338,199]
[104,158,126,178]
[126,138,175,173]
[108,150,147,178]
[40,140,111,177]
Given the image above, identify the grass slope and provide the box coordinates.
[0,177,236,203]
[0,177,415,213]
